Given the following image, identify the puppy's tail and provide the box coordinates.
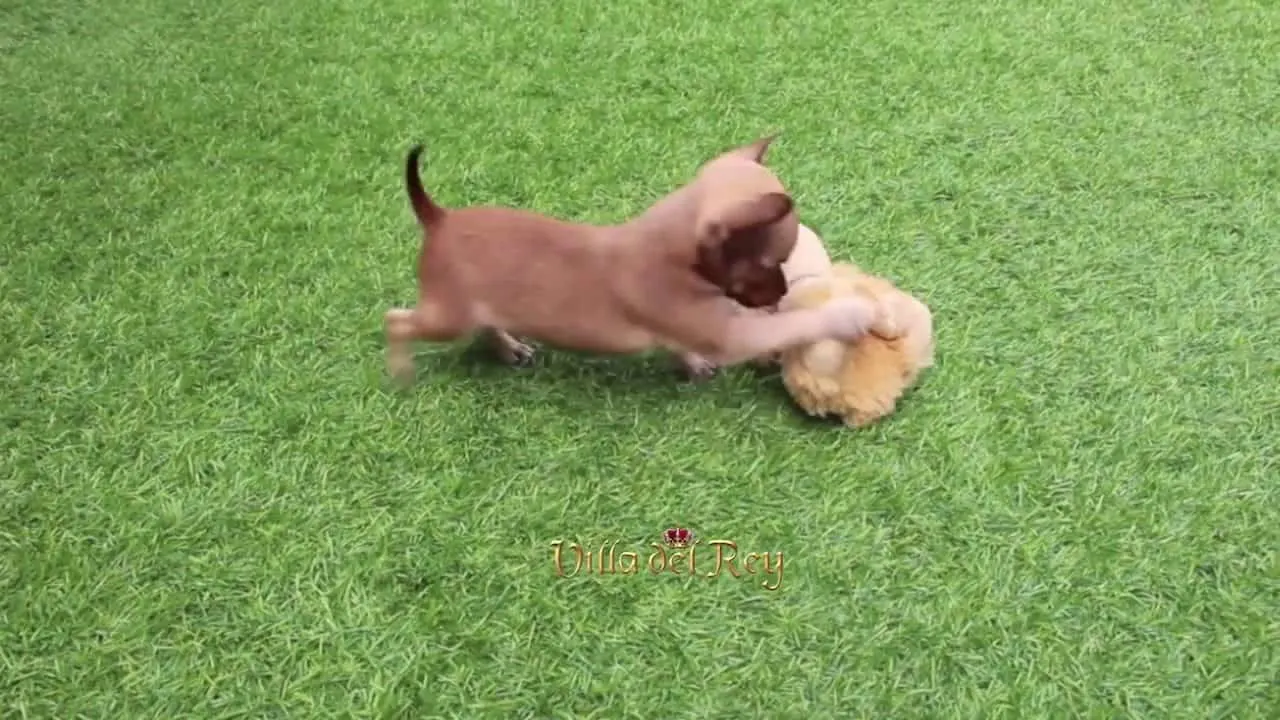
[405,144,445,227]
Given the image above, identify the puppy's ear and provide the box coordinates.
[697,192,793,247]
[729,133,780,164]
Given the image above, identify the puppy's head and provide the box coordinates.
[690,135,798,308]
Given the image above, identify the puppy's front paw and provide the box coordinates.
[820,297,877,341]
[679,353,719,382]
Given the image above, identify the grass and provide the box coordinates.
[2,0,1278,716]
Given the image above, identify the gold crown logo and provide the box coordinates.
[662,527,695,548]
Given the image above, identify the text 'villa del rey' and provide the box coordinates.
[550,528,784,591]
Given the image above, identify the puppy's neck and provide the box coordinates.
[621,186,702,258]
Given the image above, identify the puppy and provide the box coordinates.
[384,135,883,383]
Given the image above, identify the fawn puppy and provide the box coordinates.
[385,135,883,383]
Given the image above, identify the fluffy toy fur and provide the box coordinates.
[772,224,935,428]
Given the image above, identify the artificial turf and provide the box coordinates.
[2,0,1278,716]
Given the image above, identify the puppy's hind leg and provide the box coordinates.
[676,352,719,382]
[482,329,536,367]
[384,297,472,384]
[384,308,420,382]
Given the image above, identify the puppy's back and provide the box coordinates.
[421,208,655,351]
[425,207,604,288]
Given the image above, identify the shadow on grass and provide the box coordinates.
[370,331,936,435]
[477,337,907,427]
[372,335,820,421]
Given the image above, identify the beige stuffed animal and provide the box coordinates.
[771,224,934,428]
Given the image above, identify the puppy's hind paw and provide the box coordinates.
[488,330,537,367]
[387,350,415,386]
[505,340,537,367]
[678,353,719,382]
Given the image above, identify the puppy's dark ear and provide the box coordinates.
[729,133,779,164]
[697,192,793,247]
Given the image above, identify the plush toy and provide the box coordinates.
[771,224,935,428]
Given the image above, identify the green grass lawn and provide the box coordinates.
[3,0,1278,716]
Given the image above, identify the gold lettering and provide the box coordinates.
[551,541,566,576]
[648,543,667,574]
[551,541,587,577]
[668,551,685,575]
[559,539,780,587]
[618,551,640,575]
[761,551,783,591]
[707,540,741,578]
[605,541,619,574]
